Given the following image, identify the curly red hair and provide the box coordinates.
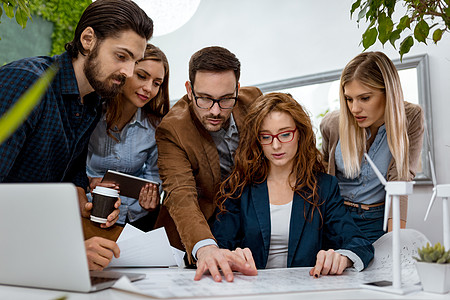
[218,92,325,222]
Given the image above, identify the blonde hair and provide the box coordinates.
[339,51,409,180]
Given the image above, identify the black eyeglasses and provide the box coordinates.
[190,84,238,110]
[258,128,297,145]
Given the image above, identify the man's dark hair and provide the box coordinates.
[65,0,153,58]
[189,46,241,86]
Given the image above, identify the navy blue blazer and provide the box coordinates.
[213,173,374,269]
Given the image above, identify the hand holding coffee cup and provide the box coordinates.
[91,186,120,225]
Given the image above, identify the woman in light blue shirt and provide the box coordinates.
[320,52,424,242]
[87,44,170,231]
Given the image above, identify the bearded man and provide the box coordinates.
[0,0,153,270]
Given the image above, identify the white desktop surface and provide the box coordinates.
[1,267,449,300]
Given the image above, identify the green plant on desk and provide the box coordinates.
[414,242,450,294]
[415,242,450,264]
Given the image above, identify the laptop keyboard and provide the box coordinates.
[90,276,117,286]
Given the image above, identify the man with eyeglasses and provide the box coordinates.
[154,46,262,282]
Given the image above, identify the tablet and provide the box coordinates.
[102,170,159,199]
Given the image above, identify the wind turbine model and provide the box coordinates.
[423,151,450,250]
[362,153,420,294]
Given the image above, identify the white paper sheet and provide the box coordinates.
[364,228,431,284]
[113,267,367,298]
[112,229,431,298]
[109,225,185,267]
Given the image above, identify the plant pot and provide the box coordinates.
[416,261,450,294]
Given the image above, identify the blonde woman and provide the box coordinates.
[320,51,424,242]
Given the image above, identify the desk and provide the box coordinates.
[81,218,122,241]
[0,267,448,300]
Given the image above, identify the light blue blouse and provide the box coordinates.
[335,124,392,205]
[86,108,161,224]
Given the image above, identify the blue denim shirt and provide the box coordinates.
[86,108,161,223]
[335,124,392,205]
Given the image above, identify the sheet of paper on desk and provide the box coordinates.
[109,224,185,267]
[112,267,384,298]
[111,229,431,299]
[113,265,421,299]
[112,268,359,298]
[364,228,430,283]
[366,229,430,277]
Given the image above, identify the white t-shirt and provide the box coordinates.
[266,201,293,269]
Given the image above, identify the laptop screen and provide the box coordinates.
[0,183,92,292]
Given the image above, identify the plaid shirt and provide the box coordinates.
[0,52,101,190]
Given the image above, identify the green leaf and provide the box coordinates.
[0,64,58,145]
[362,27,378,49]
[15,7,28,28]
[424,253,434,262]
[414,19,430,44]
[437,257,447,263]
[17,0,31,17]
[389,29,402,48]
[385,0,396,16]
[445,7,450,25]
[399,36,414,60]
[350,0,361,17]
[397,15,411,31]
[433,28,443,43]
[378,13,394,45]
[3,2,14,18]
[357,2,369,22]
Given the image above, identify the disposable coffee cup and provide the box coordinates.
[90,186,119,224]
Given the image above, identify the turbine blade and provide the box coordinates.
[424,189,437,221]
[383,193,391,232]
[364,153,387,186]
[428,151,437,187]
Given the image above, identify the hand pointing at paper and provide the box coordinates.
[194,245,257,282]
[309,250,352,278]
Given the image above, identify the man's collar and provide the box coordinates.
[58,52,81,95]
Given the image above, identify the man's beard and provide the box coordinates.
[201,113,226,132]
[83,46,126,99]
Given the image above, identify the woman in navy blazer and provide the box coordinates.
[213,93,374,276]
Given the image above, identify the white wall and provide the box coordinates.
[150,0,450,244]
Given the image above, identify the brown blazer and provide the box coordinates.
[320,101,424,221]
[154,86,263,262]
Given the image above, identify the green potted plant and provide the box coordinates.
[415,242,450,294]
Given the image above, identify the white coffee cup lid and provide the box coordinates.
[92,186,119,197]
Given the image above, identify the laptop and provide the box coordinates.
[0,183,145,292]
